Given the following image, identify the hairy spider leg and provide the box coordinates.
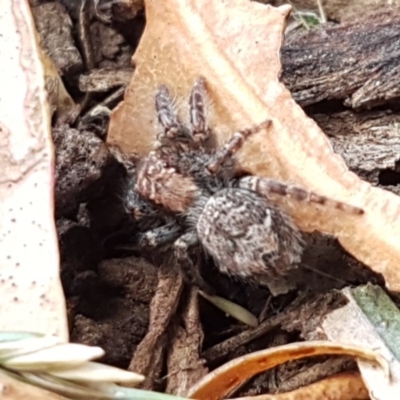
[207,119,272,174]
[174,232,214,293]
[238,176,364,215]
[134,222,181,249]
[155,85,182,140]
[189,76,210,142]
[155,84,197,150]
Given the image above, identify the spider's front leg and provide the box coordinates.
[155,85,182,141]
[237,176,364,215]
[155,77,211,151]
[155,84,193,150]
[189,76,211,143]
[207,119,271,174]
[174,232,214,294]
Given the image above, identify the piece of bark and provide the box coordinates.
[90,21,133,68]
[282,11,400,109]
[53,126,110,215]
[311,110,400,197]
[202,315,284,365]
[128,262,184,390]
[79,68,133,92]
[32,2,83,75]
[280,291,345,341]
[166,288,208,396]
[268,0,400,23]
[94,0,144,23]
[314,110,400,172]
[69,256,156,368]
[245,357,357,396]
[331,131,400,173]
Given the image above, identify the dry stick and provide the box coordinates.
[128,262,184,389]
[202,313,285,364]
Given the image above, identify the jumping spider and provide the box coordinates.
[120,77,364,292]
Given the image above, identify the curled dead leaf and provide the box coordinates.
[187,341,387,400]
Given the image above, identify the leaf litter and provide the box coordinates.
[5,0,400,398]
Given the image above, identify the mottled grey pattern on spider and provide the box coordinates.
[123,77,364,291]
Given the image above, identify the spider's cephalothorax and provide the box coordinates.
[129,77,364,290]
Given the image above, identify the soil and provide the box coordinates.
[31,0,398,396]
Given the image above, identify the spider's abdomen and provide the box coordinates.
[196,188,304,281]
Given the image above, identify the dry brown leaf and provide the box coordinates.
[0,0,67,338]
[108,0,400,291]
[0,371,69,400]
[187,341,386,400]
[233,372,368,400]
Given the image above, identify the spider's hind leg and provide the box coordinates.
[174,231,214,294]
[238,176,364,215]
[114,222,181,253]
[136,222,182,250]
[207,119,271,174]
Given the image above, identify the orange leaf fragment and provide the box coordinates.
[108,0,400,291]
[187,341,385,400]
